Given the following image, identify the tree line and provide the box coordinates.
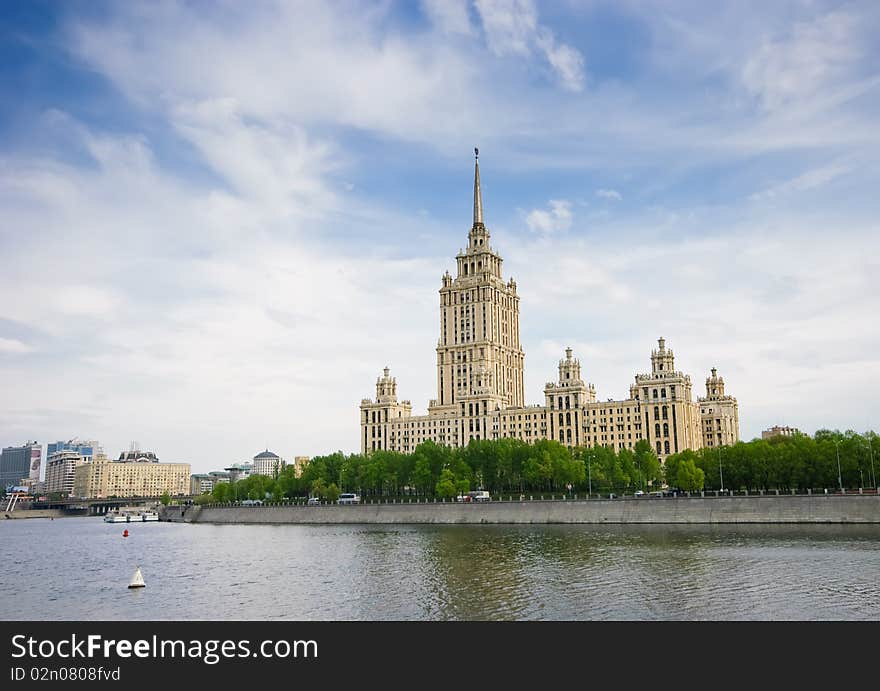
[666,429,877,492]
[204,429,877,503]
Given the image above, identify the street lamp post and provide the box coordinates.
[834,440,843,493]
[865,435,876,490]
[718,446,725,494]
[587,451,592,499]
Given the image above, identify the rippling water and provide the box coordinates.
[2,518,879,620]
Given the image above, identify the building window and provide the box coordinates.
[663,423,668,437]
[661,388,666,398]
[655,423,660,437]
[653,389,658,399]
[664,441,670,454]
[654,407,659,420]
[662,406,668,420]
[656,441,662,454]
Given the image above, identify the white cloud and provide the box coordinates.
[421,0,473,35]
[0,338,33,355]
[596,188,622,201]
[742,11,862,112]
[67,2,489,147]
[525,199,573,234]
[749,161,850,201]
[476,0,536,56]
[475,0,585,91]
[535,27,585,93]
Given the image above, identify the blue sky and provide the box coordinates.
[1,0,878,473]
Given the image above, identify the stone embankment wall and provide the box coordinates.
[2,509,69,520]
[160,495,880,525]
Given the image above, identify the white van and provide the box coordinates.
[337,493,361,505]
[468,490,490,502]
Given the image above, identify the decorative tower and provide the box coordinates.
[631,337,699,461]
[698,367,739,448]
[705,367,725,397]
[543,347,596,447]
[651,337,675,374]
[359,366,412,453]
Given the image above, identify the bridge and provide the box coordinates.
[27,496,191,516]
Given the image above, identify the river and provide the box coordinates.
[2,518,878,620]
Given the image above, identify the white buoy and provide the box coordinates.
[128,566,146,589]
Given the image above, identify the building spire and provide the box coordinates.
[473,147,483,226]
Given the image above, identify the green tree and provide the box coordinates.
[311,478,327,500]
[523,444,554,490]
[634,439,663,487]
[324,483,341,503]
[676,457,705,492]
[412,457,434,496]
[435,469,457,499]
[159,491,171,506]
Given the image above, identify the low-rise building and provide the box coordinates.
[224,462,253,483]
[74,458,190,498]
[762,425,800,439]
[190,473,215,495]
[208,470,230,485]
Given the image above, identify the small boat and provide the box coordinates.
[105,510,159,523]
[128,567,145,589]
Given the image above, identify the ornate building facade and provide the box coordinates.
[360,152,740,462]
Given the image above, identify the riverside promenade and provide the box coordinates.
[161,493,880,525]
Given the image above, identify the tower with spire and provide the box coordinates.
[431,148,525,428]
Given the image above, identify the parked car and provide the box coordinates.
[240,499,263,506]
[307,497,321,506]
[634,490,645,497]
[649,491,664,498]
[468,490,490,502]
[337,493,361,505]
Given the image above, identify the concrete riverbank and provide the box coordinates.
[3,509,70,520]
[161,494,880,524]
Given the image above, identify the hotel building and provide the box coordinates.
[360,152,740,462]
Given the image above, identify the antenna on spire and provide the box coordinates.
[473,147,483,226]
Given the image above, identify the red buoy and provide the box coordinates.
[123,529,129,538]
